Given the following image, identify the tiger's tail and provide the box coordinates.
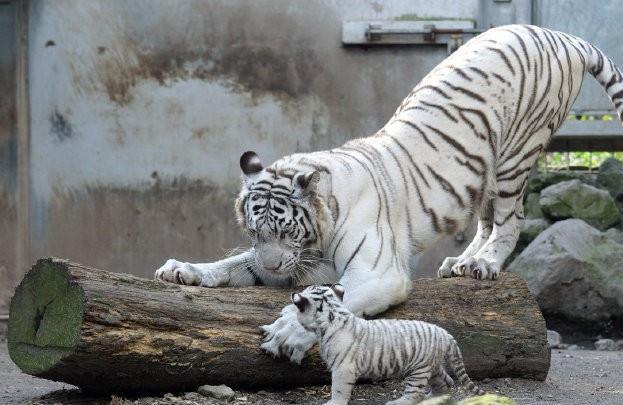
[449,339,484,396]
[581,38,623,122]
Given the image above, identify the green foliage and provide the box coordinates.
[538,152,623,170]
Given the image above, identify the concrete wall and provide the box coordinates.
[2,0,483,306]
[0,2,18,313]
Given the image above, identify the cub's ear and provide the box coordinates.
[331,284,345,301]
[291,293,309,312]
[240,151,263,176]
[294,171,320,194]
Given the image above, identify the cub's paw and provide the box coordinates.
[154,259,202,286]
[453,256,499,280]
[260,305,316,364]
[385,394,426,405]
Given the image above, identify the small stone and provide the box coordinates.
[564,354,573,358]
[164,393,174,398]
[197,384,235,400]
[183,392,201,400]
[595,338,616,351]
[547,330,562,349]
[616,340,623,350]
[567,344,580,351]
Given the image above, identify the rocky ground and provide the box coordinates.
[1,333,622,405]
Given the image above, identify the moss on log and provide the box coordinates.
[8,258,549,394]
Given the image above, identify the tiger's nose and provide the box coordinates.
[256,245,283,272]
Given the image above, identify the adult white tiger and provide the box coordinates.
[155,25,623,363]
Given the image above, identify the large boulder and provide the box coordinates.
[596,157,623,211]
[519,218,549,244]
[527,171,595,194]
[524,192,544,219]
[507,218,550,263]
[539,179,620,230]
[508,219,623,325]
[604,227,623,244]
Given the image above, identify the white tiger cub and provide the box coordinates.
[292,285,483,405]
[155,25,623,364]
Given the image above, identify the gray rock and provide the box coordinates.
[528,171,591,194]
[183,392,201,400]
[525,192,545,219]
[197,384,235,400]
[616,340,623,350]
[547,330,562,349]
[539,179,620,230]
[520,218,549,243]
[509,218,550,262]
[507,219,623,324]
[596,158,623,205]
[604,227,623,244]
[594,339,617,351]
[567,344,580,351]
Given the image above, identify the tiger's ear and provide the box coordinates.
[294,171,320,195]
[331,284,345,301]
[240,151,263,176]
[291,293,309,312]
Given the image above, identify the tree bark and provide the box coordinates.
[7,258,549,394]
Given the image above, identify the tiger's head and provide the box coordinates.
[291,284,346,330]
[235,151,333,280]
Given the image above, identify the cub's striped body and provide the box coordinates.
[292,285,483,405]
[155,25,623,363]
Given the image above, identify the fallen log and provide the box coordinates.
[8,258,549,394]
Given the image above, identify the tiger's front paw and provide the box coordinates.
[260,305,316,364]
[154,259,202,285]
[438,257,461,278]
[454,256,500,280]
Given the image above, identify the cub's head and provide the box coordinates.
[235,151,333,280]
[291,284,345,329]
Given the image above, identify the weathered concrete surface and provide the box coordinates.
[0,3,18,314]
[7,0,485,294]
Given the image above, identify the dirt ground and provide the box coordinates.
[1,332,622,405]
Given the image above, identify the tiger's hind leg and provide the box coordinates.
[437,200,493,278]
[430,367,454,393]
[386,366,432,405]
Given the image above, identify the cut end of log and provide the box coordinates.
[8,258,84,376]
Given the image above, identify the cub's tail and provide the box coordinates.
[449,339,484,396]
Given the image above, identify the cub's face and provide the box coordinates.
[291,284,345,330]
[236,151,328,280]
